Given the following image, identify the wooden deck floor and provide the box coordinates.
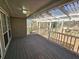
[5,34,79,59]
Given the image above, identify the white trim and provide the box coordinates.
[0,12,5,59]
[5,15,10,43]
[2,37,12,59]
[0,7,11,59]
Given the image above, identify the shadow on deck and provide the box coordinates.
[5,33,79,59]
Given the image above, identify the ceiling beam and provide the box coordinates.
[47,11,59,20]
[58,6,71,19]
[10,16,27,19]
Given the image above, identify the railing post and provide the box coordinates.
[60,21,64,33]
[38,22,40,34]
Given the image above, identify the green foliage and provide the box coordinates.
[53,22,57,28]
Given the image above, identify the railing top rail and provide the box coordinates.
[53,31,79,39]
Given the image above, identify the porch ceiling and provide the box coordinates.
[5,0,73,17]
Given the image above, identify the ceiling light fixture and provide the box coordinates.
[23,10,28,14]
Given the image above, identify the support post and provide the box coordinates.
[48,22,51,39]
[30,21,32,33]
[61,21,64,33]
[38,22,40,34]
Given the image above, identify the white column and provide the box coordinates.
[30,21,32,33]
[48,22,51,39]
[50,22,52,33]
[61,21,64,33]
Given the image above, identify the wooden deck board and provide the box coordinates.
[4,34,79,59]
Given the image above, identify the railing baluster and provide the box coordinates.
[61,34,63,43]
[57,33,59,43]
[63,35,65,45]
[58,33,61,43]
[66,35,69,47]
[58,33,60,43]
[58,33,59,43]
[64,35,66,46]
[62,35,64,45]
[55,32,56,38]
[56,33,58,42]
[72,37,76,50]
[62,34,63,43]
[70,37,72,50]
[77,46,79,53]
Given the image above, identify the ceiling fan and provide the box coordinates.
[16,6,30,15]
